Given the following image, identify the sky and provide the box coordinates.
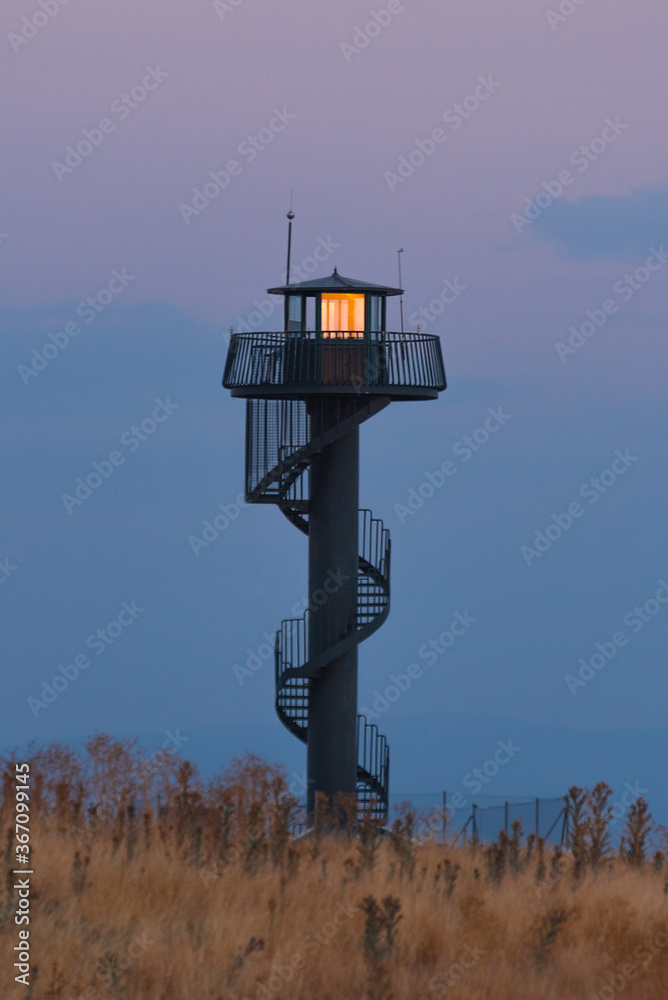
[2,0,667,829]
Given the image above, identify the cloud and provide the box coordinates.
[533,185,668,260]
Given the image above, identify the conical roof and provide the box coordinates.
[267,267,402,296]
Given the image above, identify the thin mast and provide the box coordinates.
[397,248,405,334]
[286,193,294,285]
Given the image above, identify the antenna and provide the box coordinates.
[286,193,294,285]
[397,248,405,334]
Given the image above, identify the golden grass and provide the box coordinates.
[3,815,668,1000]
[2,745,666,999]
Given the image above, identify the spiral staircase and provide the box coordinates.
[246,394,391,816]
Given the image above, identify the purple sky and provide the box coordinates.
[2,0,667,826]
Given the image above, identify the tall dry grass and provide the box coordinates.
[1,738,667,1000]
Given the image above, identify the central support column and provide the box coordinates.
[306,398,359,823]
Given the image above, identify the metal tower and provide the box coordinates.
[223,254,446,823]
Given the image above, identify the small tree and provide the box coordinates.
[389,805,416,879]
[174,760,204,846]
[621,798,653,867]
[358,894,403,999]
[356,806,384,872]
[587,782,613,870]
[565,787,588,878]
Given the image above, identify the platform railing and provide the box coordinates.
[223,331,446,391]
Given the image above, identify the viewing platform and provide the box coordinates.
[223,329,446,400]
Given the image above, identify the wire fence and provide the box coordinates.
[388,793,568,846]
[289,792,569,846]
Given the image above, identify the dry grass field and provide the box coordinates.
[2,737,667,1000]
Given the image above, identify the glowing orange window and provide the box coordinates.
[321,294,365,337]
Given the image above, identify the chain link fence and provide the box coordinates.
[388,792,568,846]
[289,792,568,845]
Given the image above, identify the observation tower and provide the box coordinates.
[223,234,446,822]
